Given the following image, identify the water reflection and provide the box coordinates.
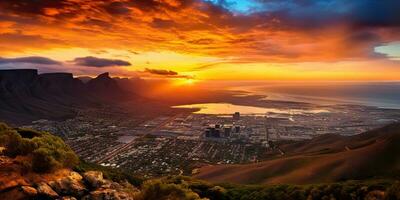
[173,103,329,115]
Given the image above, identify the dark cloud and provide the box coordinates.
[72,56,131,67]
[151,18,177,29]
[188,38,215,45]
[349,0,400,28]
[0,56,61,65]
[0,33,65,47]
[145,68,178,76]
[103,1,131,15]
[0,0,67,15]
[2,0,400,30]
[346,31,381,44]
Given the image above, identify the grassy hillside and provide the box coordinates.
[195,123,400,185]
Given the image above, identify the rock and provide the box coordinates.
[365,190,385,200]
[84,188,134,200]
[49,172,87,197]
[0,187,30,200]
[69,171,84,181]
[83,171,105,189]
[37,182,59,198]
[20,186,38,197]
[58,196,78,200]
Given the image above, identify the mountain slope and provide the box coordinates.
[195,123,400,185]
[0,69,135,124]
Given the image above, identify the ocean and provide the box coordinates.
[203,81,400,109]
[245,82,400,109]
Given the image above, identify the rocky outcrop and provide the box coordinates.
[81,171,139,200]
[84,188,134,200]
[48,172,87,197]
[0,170,139,200]
[37,182,59,198]
[83,171,106,189]
[20,186,38,197]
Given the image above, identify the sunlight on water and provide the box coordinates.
[173,103,329,115]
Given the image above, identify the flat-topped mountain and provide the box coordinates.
[0,69,135,124]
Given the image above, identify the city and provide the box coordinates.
[24,103,400,178]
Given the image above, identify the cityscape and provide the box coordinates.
[1,0,400,199]
[25,103,400,177]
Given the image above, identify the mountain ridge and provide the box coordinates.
[0,69,135,124]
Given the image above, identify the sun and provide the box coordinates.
[174,78,197,86]
[184,79,195,85]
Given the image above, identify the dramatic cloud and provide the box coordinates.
[72,56,131,67]
[1,0,398,62]
[0,0,399,79]
[145,68,179,76]
[0,56,61,65]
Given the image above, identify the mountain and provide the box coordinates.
[86,72,128,101]
[0,69,135,124]
[195,123,400,185]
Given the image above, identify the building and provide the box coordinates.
[234,125,241,133]
[233,112,240,120]
[223,126,232,137]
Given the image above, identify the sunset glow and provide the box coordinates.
[0,0,399,81]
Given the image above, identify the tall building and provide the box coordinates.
[264,116,269,142]
[234,125,241,133]
[224,126,232,137]
[233,112,240,120]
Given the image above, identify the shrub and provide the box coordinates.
[0,122,79,173]
[140,179,205,200]
[385,182,400,200]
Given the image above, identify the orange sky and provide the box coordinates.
[0,0,399,81]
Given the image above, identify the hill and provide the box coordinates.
[1,122,400,199]
[195,123,400,185]
[0,69,136,124]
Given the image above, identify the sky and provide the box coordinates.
[0,0,399,81]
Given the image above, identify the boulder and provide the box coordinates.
[37,182,59,198]
[0,187,30,200]
[48,172,87,197]
[69,172,84,181]
[59,196,78,200]
[365,190,385,200]
[83,171,105,189]
[20,186,37,197]
[83,188,133,200]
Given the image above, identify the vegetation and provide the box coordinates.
[140,179,205,200]
[0,122,79,173]
[153,177,400,200]
[1,122,400,199]
[75,160,144,187]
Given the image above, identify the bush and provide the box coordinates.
[0,122,79,173]
[140,179,205,200]
[385,182,400,200]
[32,148,60,172]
